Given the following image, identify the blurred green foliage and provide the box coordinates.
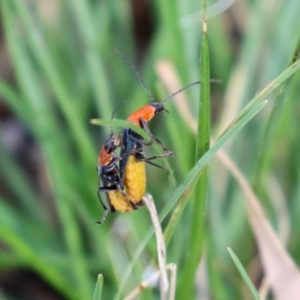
[0,0,300,299]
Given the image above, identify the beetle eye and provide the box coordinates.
[104,137,117,153]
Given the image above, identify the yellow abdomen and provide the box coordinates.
[124,155,146,204]
[108,190,133,212]
[107,155,146,213]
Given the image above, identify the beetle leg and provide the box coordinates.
[97,189,115,224]
[135,152,174,171]
[96,209,108,225]
[140,118,170,153]
[145,160,168,171]
[99,186,117,192]
[129,200,144,210]
[99,184,127,197]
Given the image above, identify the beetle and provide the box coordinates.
[96,105,146,224]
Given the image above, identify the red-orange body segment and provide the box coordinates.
[98,147,112,165]
[127,104,156,127]
[98,133,121,165]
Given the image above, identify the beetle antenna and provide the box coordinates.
[115,49,155,104]
[161,79,222,104]
[161,81,200,104]
[110,102,124,135]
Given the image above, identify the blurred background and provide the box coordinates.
[0,0,300,299]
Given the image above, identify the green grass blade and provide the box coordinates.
[254,38,300,191]
[233,58,300,126]
[90,119,150,140]
[177,12,210,297]
[93,274,104,300]
[228,248,261,300]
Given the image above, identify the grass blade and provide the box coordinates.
[177,12,210,297]
[93,274,104,300]
[254,38,300,192]
[228,248,261,300]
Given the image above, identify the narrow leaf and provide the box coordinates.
[178,12,210,297]
[93,274,104,300]
[228,248,261,300]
